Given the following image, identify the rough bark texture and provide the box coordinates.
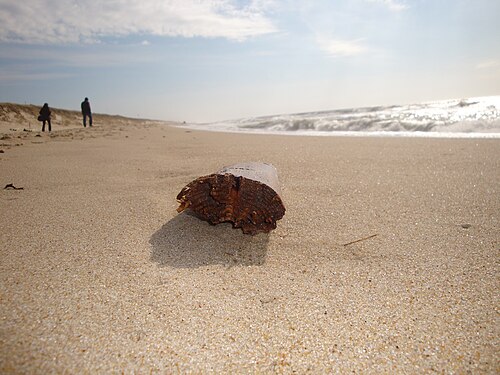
[176,163,285,235]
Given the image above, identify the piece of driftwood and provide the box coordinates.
[176,162,285,234]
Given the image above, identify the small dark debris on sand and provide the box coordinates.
[4,183,24,190]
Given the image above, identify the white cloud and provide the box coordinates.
[0,69,73,82]
[476,59,500,69]
[0,46,154,67]
[0,0,277,44]
[366,0,408,12]
[317,37,368,57]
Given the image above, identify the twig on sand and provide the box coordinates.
[343,234,378,247]
[4,183,24,190]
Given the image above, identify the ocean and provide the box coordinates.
[179,96,500,138]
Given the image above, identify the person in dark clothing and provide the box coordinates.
[81,97,92,127]
[39,103,52,132]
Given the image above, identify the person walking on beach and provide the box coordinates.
[81,97,92,127]
[38,103,52,132]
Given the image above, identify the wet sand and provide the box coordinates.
[1,119,498,373]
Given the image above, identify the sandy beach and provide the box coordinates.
[0,111,498,373]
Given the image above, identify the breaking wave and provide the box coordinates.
[179,96,500,138]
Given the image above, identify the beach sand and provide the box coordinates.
[0,117,498,373]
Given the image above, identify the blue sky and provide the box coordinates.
[0,0,499,122]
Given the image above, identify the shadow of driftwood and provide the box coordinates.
[150,213,270,268]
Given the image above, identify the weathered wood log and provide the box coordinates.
[176,162,285,235]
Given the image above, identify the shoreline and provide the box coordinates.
[173,123,500,139]
[1,120,498,372]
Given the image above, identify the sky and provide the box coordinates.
[0,0,499,122]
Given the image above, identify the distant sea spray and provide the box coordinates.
[179,96,500,138]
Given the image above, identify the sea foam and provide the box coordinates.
[179,96,500,138]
